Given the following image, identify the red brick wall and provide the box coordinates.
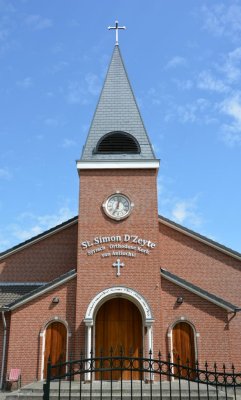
[75,169,161,357]
[159,222,241,368]
[161,278,238,369]
[228,312,241,368]
[0,223,78,282]
[2,171,241,384]
[0,313,11,386]
[159,223,241,307]
[6,278,76,385]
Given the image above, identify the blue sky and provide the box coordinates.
[0,0,241,253]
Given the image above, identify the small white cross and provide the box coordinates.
[108,20,126,45]
[112,258,125,277]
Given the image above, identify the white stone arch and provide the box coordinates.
[167,317,198,365]
[84,286,154,326]
[84,286,154,378]
[40,316,69,380]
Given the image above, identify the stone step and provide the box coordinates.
[5,381,235,400]
[6,395,234,400]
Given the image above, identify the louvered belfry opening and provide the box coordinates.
[95,131,140,154]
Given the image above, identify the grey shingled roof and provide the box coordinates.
[161,268,239,312]
[0,269,76,310]
[0,284,44,308]
[81,45,156,161]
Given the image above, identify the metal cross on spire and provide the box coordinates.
[108,20,126,45]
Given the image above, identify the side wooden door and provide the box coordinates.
[95,298,142,380]
[43,321,67,379]
[172,322,196,377]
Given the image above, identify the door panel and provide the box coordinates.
[44,322,67,378]
[95,298,142,380]
[172,322,196,378]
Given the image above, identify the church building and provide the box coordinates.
[1,27,241,387]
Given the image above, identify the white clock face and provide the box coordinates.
[102,193,134,221]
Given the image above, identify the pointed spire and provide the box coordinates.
[81,45,156,162]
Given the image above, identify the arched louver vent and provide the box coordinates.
[95,131,140,154]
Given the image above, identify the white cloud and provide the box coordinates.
[51,43,63,54]
[0,1,15,13]
[12,225,43,241]
[24,14,53,30]
[171,198,202,227]
[66,74,100,105]
[66,81,88,105]
[158,175,203,228]
[44,117,59,127]
[0,27,9,42]
[172,98,210,124]
[173,79,193,91]
[0,167,11,180]
[85,73,101,96]
[46,91,54,98]
[202,4,241,40]
[221,47,241,83]
[0,1,15,54]
[165,56,187,69]
[197,71,229,93]
[10,207,75,242]
[51,61,69,73]
[62,138,76,148]
[220,95,241,145]
[0,236,11,252]
[16,77,33,88]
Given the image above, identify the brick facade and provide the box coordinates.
[75,169,161,357]
[5,278,76,385]
[0,222,78,283]
[1,42,241,387]
[159,223,241,306]
[0,170,241,383]
[0,194,241,384]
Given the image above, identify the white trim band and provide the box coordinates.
[77,160,160,170]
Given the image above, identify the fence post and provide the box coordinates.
[43,356,51,400]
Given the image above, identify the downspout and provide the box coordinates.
[0,310,8,389]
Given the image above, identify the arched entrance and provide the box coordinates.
[95,297,142,379]
[172,321,196,376]
[84,287,154,380]
[43,321,67,378]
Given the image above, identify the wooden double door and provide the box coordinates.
[95,297,143,380]
[172,322,196,377]
[43,321,67,379]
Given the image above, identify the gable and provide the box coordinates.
[0,218,78,283]
[159,216,241,307]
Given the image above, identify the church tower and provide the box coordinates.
[75,26,161,367]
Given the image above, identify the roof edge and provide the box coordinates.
[159,215,241,262]
[0,216,78,260]
[116,45,156,159]
[7,269,77,310]
[161,268,238,312]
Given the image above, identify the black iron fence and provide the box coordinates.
[43,350,241,400]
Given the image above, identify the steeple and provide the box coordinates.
[80,45,157,162]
